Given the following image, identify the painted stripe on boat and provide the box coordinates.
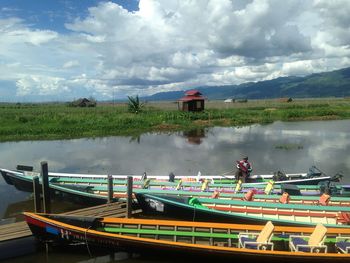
[23,212,350,259]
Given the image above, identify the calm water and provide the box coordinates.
[1,120,350,262]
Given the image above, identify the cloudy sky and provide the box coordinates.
[1,0,350,102]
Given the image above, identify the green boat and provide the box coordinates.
[0,167,346,196]
[135,193,350,228]
[1,168,350,207]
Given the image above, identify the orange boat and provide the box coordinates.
[24,212,350,262]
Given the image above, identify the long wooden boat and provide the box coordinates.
[1,167,346,197]
[24,212,350,262]
[2,168,350,208]
[0,169,109,205]
[135,193,350,228]
[1,165,342,188]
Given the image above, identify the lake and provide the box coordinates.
[1,119,350,262]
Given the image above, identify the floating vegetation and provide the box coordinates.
[275,143,304,150]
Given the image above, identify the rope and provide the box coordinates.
[192,206,196,222]
[84,225,93,258]
[220,169,235,176]
[218,169,235,179]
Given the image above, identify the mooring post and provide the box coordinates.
[41,161,51,213]
[126,176,133,218]
[107,174,113,203]
[33,176,41,213]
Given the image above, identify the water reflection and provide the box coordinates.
[129,135,141,144]
[4,247,214,263]
[4,247,138,263]
[0,177,31,219]
[2,197,87,222]
[0,120,348,177]
[182,128,206,145]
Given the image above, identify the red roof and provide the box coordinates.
[179,95,205,101]
[185,89,202,96]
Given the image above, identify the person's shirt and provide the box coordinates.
[237,160,252,172]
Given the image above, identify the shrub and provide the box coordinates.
[127,95,144,114]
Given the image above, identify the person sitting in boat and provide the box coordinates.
[235,156,253,183]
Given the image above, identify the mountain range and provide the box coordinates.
[143,67,350,101]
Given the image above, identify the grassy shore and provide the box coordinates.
[0,98,349,142]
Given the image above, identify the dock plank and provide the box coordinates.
[0,201,135,243]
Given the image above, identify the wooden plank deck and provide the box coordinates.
[0,201,138,243]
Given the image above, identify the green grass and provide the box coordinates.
[0,98,349,142]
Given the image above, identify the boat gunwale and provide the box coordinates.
[23,212,350,259]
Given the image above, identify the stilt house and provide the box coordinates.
[178,90,205,112]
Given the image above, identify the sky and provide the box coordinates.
[1,0,350,102]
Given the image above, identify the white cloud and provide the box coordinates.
[1,0,350,101]
[16,75,68,96]
[0,18,57,46]
[63,60,80,69]
[281,60,318,76]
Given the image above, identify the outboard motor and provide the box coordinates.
[318,181,330,194]
[272,171,288,181]
[330,173,343,182]
[168,172,175,182]
[307,166,322,178]
[281,184,301,196]
[328,182,341,196]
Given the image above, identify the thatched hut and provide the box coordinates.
[70,98,96,107]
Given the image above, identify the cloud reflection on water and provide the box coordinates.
[0,120,348,180]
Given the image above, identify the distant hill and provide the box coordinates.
[143,67,350,101]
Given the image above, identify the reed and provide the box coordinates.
[0,98,349,142]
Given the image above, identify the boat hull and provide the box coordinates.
[135,193,350,227]
[2,170,108,205]
[24,212,350,262]
[0,170,14,185]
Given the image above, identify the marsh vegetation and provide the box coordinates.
[0,98,349,142]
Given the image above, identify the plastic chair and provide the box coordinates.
[234,179,242,193]
[243,189,255,201]
[211,190,220,199]
[335,236,350,253]
[289,223,328,253]
[279,192,290,204]
[175,179,183,190]
[319,193,330,206]
[264,180,275,195]
[238,221,274,250]
[201,179,210,192]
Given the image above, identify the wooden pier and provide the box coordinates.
[0,201,137,243]
[0,162,138,243]
[0,162,139,260]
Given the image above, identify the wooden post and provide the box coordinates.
[33,176,41,213]
[107,174,113,203]
[126,176,133,218]
[41,161,51,213]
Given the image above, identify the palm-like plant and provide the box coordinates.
[127,95,144,114]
